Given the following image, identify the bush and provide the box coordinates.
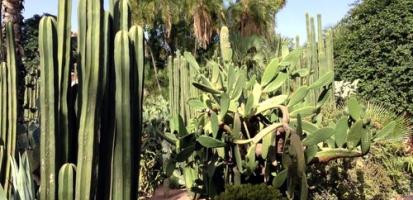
[139,95,169,199]
[334,0,413,119]
[308,141,413,200]
[215,184,285,200]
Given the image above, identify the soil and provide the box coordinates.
[151,185,192,200]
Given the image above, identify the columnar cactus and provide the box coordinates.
[0,22,19,193]
[38,0,145,199]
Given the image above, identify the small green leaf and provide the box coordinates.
[308,71,334,90]
[219,93,230,120]
[291,68,310,78]
[335,117,349,148]
[273,168,288,188]
[232,113,241,139]
[244,92,255,117]
[227,65,236,93]
[374,121,396,141]
[261,58,280,86]
[288,86,309,107]
[290,106,316,118]
[290,119,319,135]
[252,82,262,106]
[176,145,195,162]
[302,128,335,146]
[231,70,247,99]
[256,95,288,115]
[305,145,318,163]
[280,48,303,66]
[261,129,274,158]
[210,111,219,138]
[246,144,257,171]
[234,145,243,173]
[187,98,207,111]
[164,159,176,177]
[263,72,287,93]
[290,133,305,176]
[347,97,363,120]
[193,82,221,94]
[197,135,226,148]
[347,120,365,149]
[361,131,371,154]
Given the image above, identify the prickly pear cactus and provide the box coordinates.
[164,25,401,199]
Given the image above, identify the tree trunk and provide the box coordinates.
[2,0,25,124]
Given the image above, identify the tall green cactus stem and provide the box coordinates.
[130,25,145,200]
[39,17,58,200]
[326,30,335,104]
[111,30,135,199]
[3,22,18,194]
[96,11,115,200]
[58,163,76,200]
[57,0,74,163]
[0,63,7,184]
[75,0,103,199]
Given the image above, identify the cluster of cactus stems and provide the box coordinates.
[0,22,18,195]
[23,69,39,123]
[285,14,335,105]
[37,0,144,199]
[165,15,398,199]
[168,51,199,132]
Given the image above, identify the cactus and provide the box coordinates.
[164,23,400,199]
[58,163,76,200]
[0,22,19,194]
[36,0,145,199]
[39,16,58,200]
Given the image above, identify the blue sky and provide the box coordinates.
[24,0,355,40]
[276,0,356,42]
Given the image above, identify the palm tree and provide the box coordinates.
[228,0,286,37]
[2,0,25,128]
[2,0,24,57]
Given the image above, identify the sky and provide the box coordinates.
[276,0,356,43]
[24,0,355,41]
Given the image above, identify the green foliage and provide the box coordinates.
[308,141,413,200]
[334,0,413,119]
[164,22,403,199]
[215,184,285,200]
[139,95,168,199]
[10,152,36,200]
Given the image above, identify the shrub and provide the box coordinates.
[215,184,285,200]
[334,0,413,120]
[308,141,413,200]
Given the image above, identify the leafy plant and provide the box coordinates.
[10,152,36,200]
[334,0,413,121]
[215,184,285,200]
[164,21,404,199]
[139,95,168,199]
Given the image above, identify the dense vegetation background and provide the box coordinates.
[334,0,413,119]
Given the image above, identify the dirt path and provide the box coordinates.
[151,185,191,200]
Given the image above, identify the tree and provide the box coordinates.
[334,0,413,119]
[2,0,25,123]
[227,0,286,37]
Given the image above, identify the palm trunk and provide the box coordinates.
[2,0,24,125]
